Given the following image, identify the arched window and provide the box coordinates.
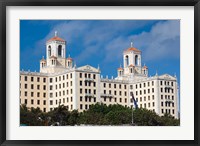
[135,55,138,66]
[58,45,62,57]
[52,60,53,65]
[130,68,133,73]
[48,46,51,57]
[125,55,129,66]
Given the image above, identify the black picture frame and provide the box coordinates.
[0,0,199,146]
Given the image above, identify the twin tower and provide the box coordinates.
[40,31,148,79]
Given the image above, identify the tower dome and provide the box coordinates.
[47,31,65,42]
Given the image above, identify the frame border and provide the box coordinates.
[0,0,199,146]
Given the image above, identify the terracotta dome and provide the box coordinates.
[47,36,65,42]
[118,67,123,70]
[124,47,141,52]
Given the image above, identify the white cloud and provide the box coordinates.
[34,20,180,66]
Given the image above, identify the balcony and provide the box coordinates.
[84,78,94,82]
[85,93,94,97]
[100,94,113,98]
[165,85,173,89]
[165,99,174,103]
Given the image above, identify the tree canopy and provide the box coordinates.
[20,103,180,126]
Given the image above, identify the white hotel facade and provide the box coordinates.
[20,32,179,118]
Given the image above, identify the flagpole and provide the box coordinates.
[132,105,134,125]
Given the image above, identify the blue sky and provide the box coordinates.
[20,20,180,82]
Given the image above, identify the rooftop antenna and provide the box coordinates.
[55,31,57,37]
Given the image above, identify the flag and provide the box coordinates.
[130,92,138,109]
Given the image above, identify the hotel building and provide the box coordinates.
[20,32,179,118]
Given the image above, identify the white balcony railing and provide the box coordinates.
[100,94,113,98]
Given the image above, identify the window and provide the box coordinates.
[63,75,65,80]
[104,97,106,102]
[37,92,40,97]
[80,89,82,94]
[71,97,73,102]
[152,102,155,107]
[152,81,154,86]
[161,95,163,99]
[160,81,162,85]
[136,84,137,89]
[130,85,133,89]
[94,90,96,95]
[119,84,121,89]
[50,78,53,83]
[80,81,82,86]
[43,93,46,98]
[109,84,111,88]
[171,82,174,86]
[50,85,53,90]
[50,93,53,98]
[161,88,163,92]
[50,100,53,105]
[31,100,34,104]
[119,91,122,96]
[94,98,96,102]
[31,77,34,82]
[43,78,46,82]
[37,77,40,82]
[114,84,116,88]
[104,83,106,88]
[93,82,96,87]
[85,105,88,110]
[37,100,40,105]
[140,84,141,88]
[125,98,127,103]
[43,85,46,90]
[124,91,127,96]
[70,73,72,78]
[114,98,117,102]
[80,104,83,109]
[93,74,96,79]
[31,92,34,97]
[161,102,163,106]
[25,91,27,96]
[143,83,146,87]
[37,85,40,90]
[43,108,46,112]
[125,55,129,66]
[152,88,154,93]
[25,84,27,89]
[80,96,82,101]
[24,99,27,104]
[31,84,34,89]
[114,91,117,95]
[80,73,82,78]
